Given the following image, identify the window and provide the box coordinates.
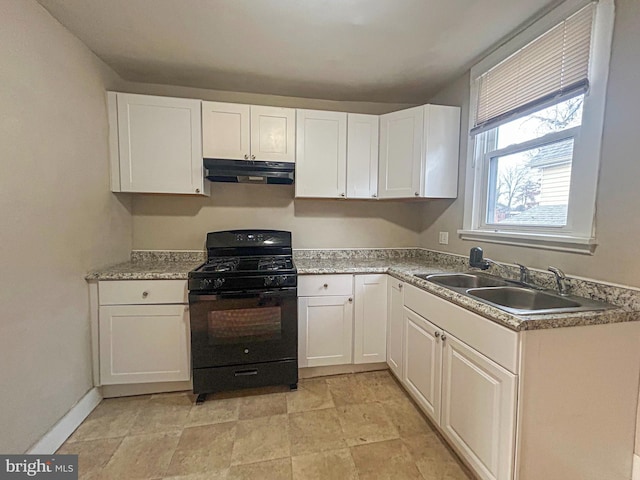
[460,0,615,254]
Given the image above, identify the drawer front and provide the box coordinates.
[298,274,353,297]
[99,280,188,305]
[403,283,519,374]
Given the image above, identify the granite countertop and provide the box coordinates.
[87,249,640,332]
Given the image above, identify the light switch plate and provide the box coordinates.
[438,232,449,245]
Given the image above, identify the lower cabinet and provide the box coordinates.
[441,333,516,480]
[386,279,404,378]
[98,304,190,385]
[400,284,518,480]
[353,274,387,364]
[298,295,354,367]
[298,274,387,368]
[402,307,442,423]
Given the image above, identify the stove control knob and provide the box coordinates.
[213,278,225,289]
[264,276,275,286]
[201,278,212,289]
[274,276,287,286]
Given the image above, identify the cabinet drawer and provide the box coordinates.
[298,274,353,297]
[99,280,188,305]
[403,283,519,373]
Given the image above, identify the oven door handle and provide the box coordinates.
[190,289,297,302]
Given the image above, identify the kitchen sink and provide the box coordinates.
[467,286,581,312]
[415,271,617,315]
[417,272,509,289]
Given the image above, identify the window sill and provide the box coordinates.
[457,229,597,255]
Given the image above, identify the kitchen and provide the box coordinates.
[2,0,640,479]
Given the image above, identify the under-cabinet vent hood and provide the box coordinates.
[204,159,294,185]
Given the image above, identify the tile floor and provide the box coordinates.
[58,370,474,479]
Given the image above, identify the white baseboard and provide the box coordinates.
[633,454,640,480]
[27,387,102,454]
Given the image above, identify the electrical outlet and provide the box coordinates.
[438,231,449,245]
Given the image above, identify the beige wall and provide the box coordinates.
[132,184,422,250]
[0,0,132,453]
[119,81,421,250]
[419,0,640,289]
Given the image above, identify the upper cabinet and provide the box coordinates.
[295,111,379,199]
[202,101,295,163]
[108,92,208,195]
[378,104,460,199]
[295,109,347,198]
[347,114,379,199]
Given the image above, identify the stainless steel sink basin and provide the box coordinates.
[416,272,509,289]
[467,286,579,310]
[466,286,614,315]
[414,271,617,315]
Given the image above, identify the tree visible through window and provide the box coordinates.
[486,94,584,226]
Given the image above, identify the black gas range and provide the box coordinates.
[188,230,298,403]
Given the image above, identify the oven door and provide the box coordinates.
[189,288,297,368]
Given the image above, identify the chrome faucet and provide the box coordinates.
[548,266,571,296]
[514,263,531,284]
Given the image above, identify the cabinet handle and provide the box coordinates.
[195,188,200,193]
[323,283,328,288]
[372,193,377,198]
[414,192,420,196]
[340,193,345,197]
[244,154,249,159]
[435,331,440,338]
[348,297,353,303]
[251,155,256,160]
[142,291,149,298]
[441,334,447,342]
[398,283,403,289]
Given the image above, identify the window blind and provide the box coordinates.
[472,2,595,134]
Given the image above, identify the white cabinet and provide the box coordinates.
[108,92,207,195]
[98,304,190,385]
[347,114,379,199]
[298,295,353,367]
[378,104,460,199]
[202,102,296,163]
[353,274,387,364]
[387,279,404,379]
[296,111,380,199]
[94,279,191,387]
[402,307,442,423]
[401,284,517,480]
[295,109,347,198]
[441,333,516,480]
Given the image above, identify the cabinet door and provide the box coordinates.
[347,114,379,199]
[353,274,387,364]
[295,109,347,198]
[115,93,204,194]
[202,101,250,160]
[99,305,190,385]
[403,308,442,424]
[378,106,423,198]
[298,296,353,367]
[441,333,517,480]
[250,106,296,162]
[387,279,404,379]
[423,104,460,198]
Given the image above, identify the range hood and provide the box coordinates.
[204,159,294,185]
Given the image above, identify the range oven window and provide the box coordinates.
[208,306,282,345]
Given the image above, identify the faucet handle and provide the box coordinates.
[548,266,571,295]
[514,262,530,283]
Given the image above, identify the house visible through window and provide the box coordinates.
[460,0,615,253]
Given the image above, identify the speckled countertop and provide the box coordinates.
[87,249,640,332]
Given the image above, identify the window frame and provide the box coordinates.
[459,0,615,254]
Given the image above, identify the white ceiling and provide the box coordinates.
[37,0,559,103]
